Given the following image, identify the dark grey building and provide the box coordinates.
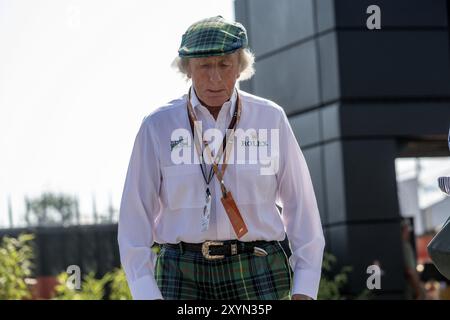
[235,0,450,298]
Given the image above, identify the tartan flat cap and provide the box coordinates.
[178,16,248,58]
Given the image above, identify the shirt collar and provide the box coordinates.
[189,86,237,118]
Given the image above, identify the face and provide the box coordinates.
[187,52,240,107]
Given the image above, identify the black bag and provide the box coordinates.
[427,216,450,280]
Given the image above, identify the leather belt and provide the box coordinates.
[163,240,274,260]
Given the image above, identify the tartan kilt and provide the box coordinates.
[155,241,292,300]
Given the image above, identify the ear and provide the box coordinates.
[185,60,192,78]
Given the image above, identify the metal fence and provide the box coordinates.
[0,224,120,277]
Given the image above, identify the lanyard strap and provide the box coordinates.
[186,88,242,197]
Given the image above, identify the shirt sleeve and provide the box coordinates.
[275,108,326,300]
[118,116,163,300]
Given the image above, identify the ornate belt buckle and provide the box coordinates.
[202,241,225,260]
[253,246,268,257]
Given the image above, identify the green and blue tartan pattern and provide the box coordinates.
[155,242,292,300]
[178,16,248,58]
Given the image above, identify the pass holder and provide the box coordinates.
[201,187,212,232]
[219,181,248,239]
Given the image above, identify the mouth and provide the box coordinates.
[207,89,225,94]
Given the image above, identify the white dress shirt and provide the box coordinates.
[118,86,325,300]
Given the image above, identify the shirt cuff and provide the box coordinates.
[129,275,163,300]
[291,268,322,300]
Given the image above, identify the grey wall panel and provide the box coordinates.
[323,141,347,225]
[334,0,448,28]
[318,31,340,103]
[340,103,450,138]
[307,102,450,148]
[303,146,327,224]
[235,0,253,93]
[338,30,450,99]
[246,0,315,57]
[342,140,401,222]
[323,225,332,253]
[321,103,341,141]
[253,42,320,114]
[234,0,249,31]
[238,80,253,93]
[289,110,321,148]
[315,0,336,33]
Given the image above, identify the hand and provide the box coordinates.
[292,294,313,300]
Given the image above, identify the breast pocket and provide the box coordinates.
[162,165,204,210]
[235,163,277,205]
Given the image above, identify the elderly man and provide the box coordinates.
[118,16,325,300]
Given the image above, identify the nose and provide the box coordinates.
[209,66,222,82]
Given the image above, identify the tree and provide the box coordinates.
[25,192,78,226]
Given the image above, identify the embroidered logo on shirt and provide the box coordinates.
[241,135,269,147]
[170,136,189,151]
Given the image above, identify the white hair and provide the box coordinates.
[171,48,255,82]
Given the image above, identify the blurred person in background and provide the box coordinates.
[402,220,426,299]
